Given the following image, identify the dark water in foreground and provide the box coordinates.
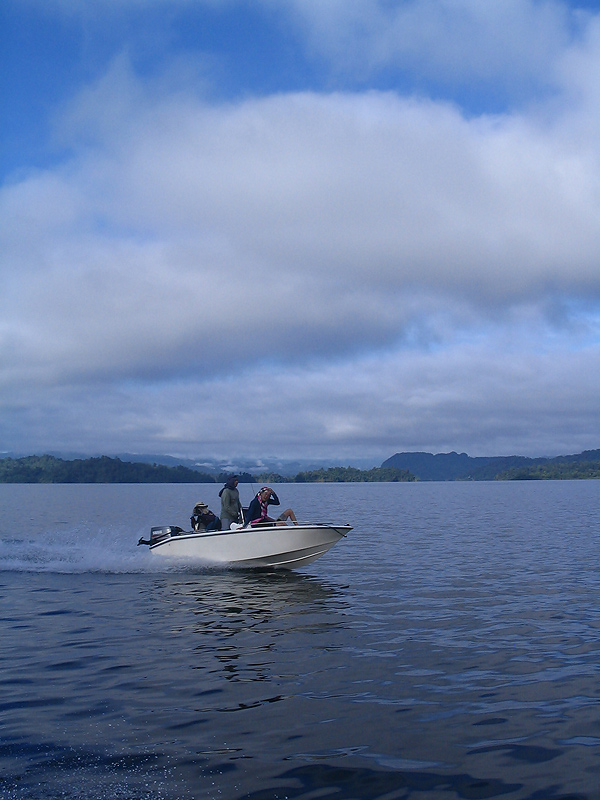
[1,480,600,800]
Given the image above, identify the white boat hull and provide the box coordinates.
[147,523,351,568]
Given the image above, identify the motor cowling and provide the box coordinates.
[137,525,183,546]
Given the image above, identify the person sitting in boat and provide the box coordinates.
[219,474,243,530]
[244,487,297,527]
[190,502,220,532]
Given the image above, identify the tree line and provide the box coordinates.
[0,455,216,484]
[256,466,415,483]
[0,455,416,484]
[495,462,600,480]
[7,453,598,483]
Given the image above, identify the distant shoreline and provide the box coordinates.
[0,455,415,484]
[1,452,599,484]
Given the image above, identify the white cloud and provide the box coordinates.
[280,0,585,98]
[4,25,600,457]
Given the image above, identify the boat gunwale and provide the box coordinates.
[148,522,352,551]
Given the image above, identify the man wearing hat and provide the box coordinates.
[191,502,220,532]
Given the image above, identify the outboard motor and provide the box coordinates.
[137,525,183,546]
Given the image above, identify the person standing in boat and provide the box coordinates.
[244,486,297,527]
[219,475,243,530]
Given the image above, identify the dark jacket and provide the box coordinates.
[244,491,280,526]
[191,509,220,531]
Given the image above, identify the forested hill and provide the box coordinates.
[5,451,598,483]
[256,466,415,483]
[382,450,600,480]
[0,455,217,484]
[0,456,415,484]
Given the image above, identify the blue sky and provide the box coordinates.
[2,0,600,464]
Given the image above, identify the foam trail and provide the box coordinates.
[0,525,207,574]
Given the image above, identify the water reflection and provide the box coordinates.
[143,570,351,690]
[154,569,347,618]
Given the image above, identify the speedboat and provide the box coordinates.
[137,521,351,569]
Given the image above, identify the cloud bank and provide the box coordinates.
[2,1,600,459]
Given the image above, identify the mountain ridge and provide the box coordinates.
[381,449,600,481]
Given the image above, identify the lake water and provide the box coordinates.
[1,480,600,800]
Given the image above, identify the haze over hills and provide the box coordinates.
[382,450,600,481]
[0,452,379,478]
[112,454,379,476]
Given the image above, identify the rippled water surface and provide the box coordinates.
[1,480,600,799]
